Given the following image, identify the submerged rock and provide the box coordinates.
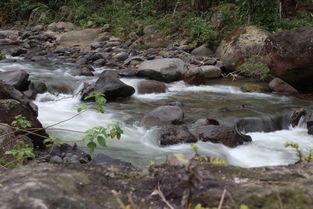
[0,70,30,91]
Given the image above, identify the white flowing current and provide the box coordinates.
[1,61,313,168]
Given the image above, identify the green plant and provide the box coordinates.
[190,144,227,165]
[3,142,35,167]
[83,122,123,153]
[11,115,32,129]
[285,142,313,163]
[190,16,218,47]
[82,92,107,113]
[0,52,5,60]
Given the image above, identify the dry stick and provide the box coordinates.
[157,183,175,209]
[217,189,227,209]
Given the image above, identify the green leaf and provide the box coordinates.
[87,141,97,153]
[77,104,88,112]
[94,104,104,113]
[97,136,107,147]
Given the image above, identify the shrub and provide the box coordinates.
[190,16,218,47]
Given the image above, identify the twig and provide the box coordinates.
[217,189,226,209]
[156,183,175,209]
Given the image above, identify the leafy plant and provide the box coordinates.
[83,92,107,113]
[4,142,35,167]
[190,16,218,47]
[43,136,64,148]
[82,122,123,153]
[190,144,227,165]
[0,52,5,60]
[11,115,32,129]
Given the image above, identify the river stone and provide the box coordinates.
[0,99,48,148]
[183,66,204,85]
[264,26,313,92]
[8,48,28,57]
[47,22,77,32]
[0,70,30,91]
[200,65,222,78]
[137,58,187,82]
[82,70,135,101]
[57,29,100,43]
[142,105,184,127]
[158,125,197,146]
[194,125,252,147]
[191,44,213,57]
[269,78,298,94]
[137,80,167,94]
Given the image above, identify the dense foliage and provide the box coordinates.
[0,0,312,46]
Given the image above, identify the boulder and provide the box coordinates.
[0,70,30,91]
[82,70,135,101]
[57,29,100,43]
[264,26,313,92]
[47,22,77,32]
[137,58,187,82]
[194,125,252,147]
[143,25,158,35]
[0,99,47,148]
[269,78,298,94]
[8,48,27,57]
[201,65,222,78]
[158,125,197,146]
[141,34,171,48]
[215,26,270,72]
[137,80,167,94]
[183,66,204,85]
[142,105,184,127]
[191,44,213,57]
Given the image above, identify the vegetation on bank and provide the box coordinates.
[0,0,313,47]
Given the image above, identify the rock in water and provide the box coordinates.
[142,105,184,127]
[194,125,251,147]
[82,70,135,101]
[264,26,313,92]
[269,78,298,94]
[137,80,167,94]
[158,125,197,146]
[0,70,30,91]
[137,58,187,82]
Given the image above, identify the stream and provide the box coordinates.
[1,59,313,168]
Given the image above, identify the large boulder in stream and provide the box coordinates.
[269,77,298,94]
[82,70,135,101]
[142,105,184,127]
[193,125,251,147]
[137,58,187,82]
[264,26,313,92]
[0,70,30,91]
[137,80,167,94]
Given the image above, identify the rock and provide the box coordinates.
[46,80,75,94]
[113,52,128,61]
[140,34,171,48]
[142,105,184,127]
[264,26,313,92]
[47,22,77,32]
[70,66,94,77]
[215,26,270,72]
[57,29,100,43]
[269,78,298,94]
[0,99,47,148]
[102,24,111,32]
[118,69,137,77]
[32,25,44,31]
[24,81,48,99]
[0,124,17,161]
[137,80,167,94]
[8,48,27,57]
[127,32,139,41]
[183,66,204,85]
[0,30,19,39]
[49,143,91,164]
[194,125,252,147]
[193,118,220,127]
[143,25,157,35]
[123,56,145,65]
[137,58,187,82]
[82,70,135,101]
[191,44,213,57]
[290,108,307,128]
[93,58,106,67]
[201,65,222,78]
[0,70,30,91]
[0,39,18,46]
[50,155,63,164]
[158,125,197,146]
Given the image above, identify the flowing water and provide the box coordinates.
[1,59,313,168]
